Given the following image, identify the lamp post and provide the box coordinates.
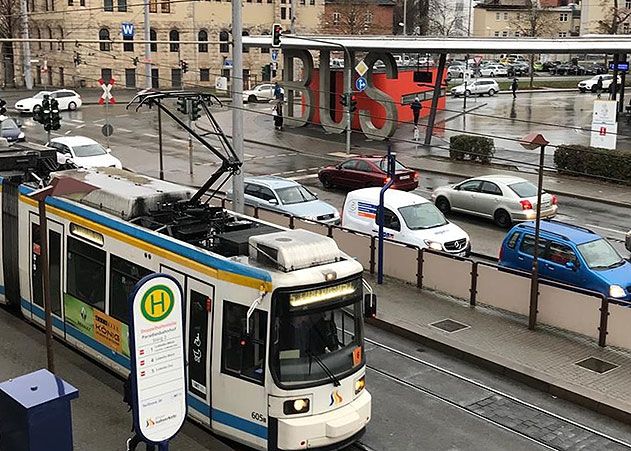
[520,133,549,330]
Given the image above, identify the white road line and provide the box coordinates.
[245,153,255,158]
[295,169,307,172]
[328,151,358,157]
[70,119,84,124]
[74,124,85,129]
[288,174,320,181]
[171,138,186,144]
[270,172,283,176]
[64,130,72,135]
[93,119,105,124]
[585,224,626,235]
[308,167,320,171]
[118,128,132,133]
[143,133,159,138]
[116,114,129,118]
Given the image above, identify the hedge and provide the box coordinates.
[449,134,495,164]
[554,144,631,182]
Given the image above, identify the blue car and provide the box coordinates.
[499,220,631,301]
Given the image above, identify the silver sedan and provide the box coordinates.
[431,175,558,228]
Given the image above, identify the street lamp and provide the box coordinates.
[519,132,549,330]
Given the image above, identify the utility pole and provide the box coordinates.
[402,0,407,35]
[20,0,33,89]
[187,99,193,175]
[231,0,244,213]
[344,51,353,154]
[143,0,152,89]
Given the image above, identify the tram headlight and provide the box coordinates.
[283,398,310,415]
[354,375,366,394]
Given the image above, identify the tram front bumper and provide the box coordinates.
[276,390,371,450]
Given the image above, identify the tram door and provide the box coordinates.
[30,216,64,333]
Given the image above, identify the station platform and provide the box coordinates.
[367,273,631,423]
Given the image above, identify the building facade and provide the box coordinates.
[580,0,631,35]
[5,0,324,89]
[321,0,394,35]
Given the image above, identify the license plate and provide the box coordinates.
[400,175,410,180]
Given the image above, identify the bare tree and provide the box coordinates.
[320,0,390,35]
[597,0,631,33]
[0,0,19,86]
[428,0,466,36]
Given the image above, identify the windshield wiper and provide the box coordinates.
[306,350,341,387]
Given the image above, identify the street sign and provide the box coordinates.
[609,62,629,71]
[98,78,116,105]
[355,60,368,77]
[121,22,135,38]
[473,56,482,65]
[590,100,617,150]
[355,76,367,92]
[224,59,233,68]
[271,49,279,62]
[101,123,113,137]
[129,274,187,445]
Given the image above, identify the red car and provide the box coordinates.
[318,156,419,191]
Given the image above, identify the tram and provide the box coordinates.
[0,92,372,450]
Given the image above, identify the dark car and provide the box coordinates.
[318,156,419,191]
[584,63,608,76]
[0,117,25,142]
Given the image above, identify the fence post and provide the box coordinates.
[417,248,424,289]
[598,297,609,347]
[289,215,295,229]
[369,236,376,275]
[470,261,478,307]
[254,206,259,219]
[327,225,333,238]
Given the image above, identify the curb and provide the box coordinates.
[367,316,631,424]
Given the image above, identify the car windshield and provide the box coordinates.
[272,278,364,388]
[33,92,50,99]
[398,203,448,230]
[577,239,624,269]
[1,119,17,130]
[72,143,107,157]
[508,181,538,198]
[276,185,317,205]
[377,159,406,172]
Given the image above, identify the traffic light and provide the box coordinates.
[50,98,61,131]
[180,60,188,74]
[349,94,357,113]
[190,100,201,121]
[272,23,282,48]
[176,97,188,114]
[41,95,51,130]
[339,94,348,107]
[0,98,6,116]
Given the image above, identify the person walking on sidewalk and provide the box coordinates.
[511,78,518,99]
[124,374,156,451]
[273,94,284,131]
[410,96,422,127]
[596,76,603,99]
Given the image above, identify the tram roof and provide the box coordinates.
[242,35,631,54]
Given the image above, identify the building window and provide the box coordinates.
[58,27,64,50]
[310,0,314,4]
[67,237,106,311]
[171,68,182,88]
[169,29,179,52]
[626,0,631,8]
[109,255,150,323]
[281,6,287,19]
[150,28,157,52]
[501,30,508,37]
[118,0,127,11]
[125,68,136,88]
[123,35,133,52]
[198,30,208,52]
[560,12,568,21]
[242,30,249,53]
[219,30,229,53]
[149,0,157,12]
[161,0,170,12]
[151,68,159,88]
[503,12,508,20]
[104,0,113,11]
[365,11,373,24]
[80,0,84,5]
[99,28,111,51]
[28,0,35,10]
[624,22,631,34]
[558,31,567,37]
[48,27,53,50]
[200,68,210,81]
[101,68,112,81]
[495,12,500,20]
[514,31,520,37]
[37,29,42,50]
[68,0,73,5]
[333,11,340,25]
[494,31,500,36]
[300,0,304,4]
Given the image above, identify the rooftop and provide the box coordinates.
[517,220,599,245]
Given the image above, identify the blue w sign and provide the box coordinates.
[121,22,134,38]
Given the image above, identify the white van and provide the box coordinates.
[342,188,471,256]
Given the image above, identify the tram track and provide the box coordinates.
[364,337,631,451]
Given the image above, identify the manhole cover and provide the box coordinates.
[575,357,618,374]
[429,318,470,333]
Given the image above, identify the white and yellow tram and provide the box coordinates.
[0,167,371,450]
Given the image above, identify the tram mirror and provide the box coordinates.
[268,199,278,205]
[364,294,377,319]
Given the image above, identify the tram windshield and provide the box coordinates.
[271,277,364,388]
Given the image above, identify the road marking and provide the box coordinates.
[143,133,159,138]
[585,224,626,235]
[74,124,85,129]
[64,130,72,135]
[70,119,84,124]
[288,174,320,181]
[245,153,255,158]
[295,169,307,172]
[119,128,132,133]
[116,114,129,118]
[308,167,320,171]
[171,138,186,144]
[328,151,358,157]
[93,119,105,124]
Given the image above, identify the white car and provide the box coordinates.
[447,65,468,78]
[15,89,82,113]
[242,84,283,103]
[577,74,621,93]
[451,78,500,97]
[48,136,122,169]
[479,64,509,77]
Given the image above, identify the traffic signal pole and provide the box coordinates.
[344,51,352,155]
[187,99,193,175]
[231,0,245,214]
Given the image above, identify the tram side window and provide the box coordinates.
[222,301,267,384]
[67,237,106,310]
[109,255,152,323]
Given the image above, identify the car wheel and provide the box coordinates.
[465,90,471,97]
[68,101,77,111]
[488,89,496,96]
[321,175,334,189]
[435,196,451,214]
[494,209,512,228]
[579,88,586,93]
[489,72,495,77]
[248,95,257,103]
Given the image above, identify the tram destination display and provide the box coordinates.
[129,274,187,446]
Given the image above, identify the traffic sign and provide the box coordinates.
[355,60,368,77]
[609,62,629,71]
[473,56,482,65]
[271,49,279,62]
[129,274,187,445]
[121,22,135,38]
[101,123,114,137]
[98,78,116,105]
[355,76,367,92]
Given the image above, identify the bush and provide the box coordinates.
[449,134,495,164]
[554,144,631,182]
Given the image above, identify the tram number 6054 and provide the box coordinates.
[251,412,267,423]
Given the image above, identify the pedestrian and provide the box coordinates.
[410,96,422,127]
[124,374,155,451]
[273,96,284,131]
[596,75,603,99]
[273,81,282,100]
[511,78,518,99]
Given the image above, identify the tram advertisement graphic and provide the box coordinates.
[129,274,187,445]
[64,294,130,356]
[188,290,211,398]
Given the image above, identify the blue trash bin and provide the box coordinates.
[0,369,79,451]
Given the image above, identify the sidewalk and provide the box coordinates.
[366,274,631,422]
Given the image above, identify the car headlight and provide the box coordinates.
[424,240,443,251]
[18,132,25,139]
[609,285,626,298]
[283,398,310,415]
[355,375,366,394]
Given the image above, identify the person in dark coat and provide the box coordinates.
[124,374,155,451]
[273,82,282,100]
[273,94,284,130]
[511,78,518,99]
[410,97,422,126]
[596,76,603,99]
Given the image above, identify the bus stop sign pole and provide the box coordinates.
[377,143,396,285]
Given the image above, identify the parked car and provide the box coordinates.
[479,64,508,77]
[532,61,545,71]
[451,78,499,97]
[431,175,558,228]
[499,220,631,302]
[626,230,631,254]
[447,64,470,79]
[506,62,530,77]
[226,176,340,224]
[318,156,419,191]
[0,117,25,142]
[342,188,471,256]
[577,74,621,93]
[242,84,283,103]
[15,89,82,113]
[48,136,122,169]
[583,62,608,76]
